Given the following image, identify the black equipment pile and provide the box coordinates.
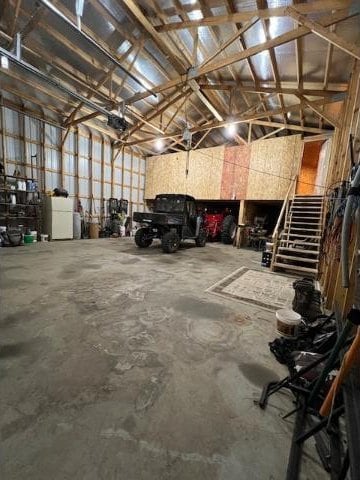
[258,277,360,480]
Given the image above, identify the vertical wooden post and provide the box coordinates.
[236,199,245,248]
[110,143,115,198]
[100,136,105,227]
[60,129,65,189]
[0,96,7,173]
[321,61,360,314]
[21,106,27,177]
[40,115,46,193]
[121,146,125,198]
[89,131,93,215]
[130,148,133,217]
[75,127,79,203]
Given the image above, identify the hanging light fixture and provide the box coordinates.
[155,138,164,151]
[226,123,237,137]
[1,55,9,69]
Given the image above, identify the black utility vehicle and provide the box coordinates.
[133,194,207,253]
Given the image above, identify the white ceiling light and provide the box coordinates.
[226,123,237,137]
[155,138,164,151]
[1,55,9,69]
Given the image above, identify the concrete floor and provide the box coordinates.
[0,239,327,480]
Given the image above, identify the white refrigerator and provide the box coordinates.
[43,197,73,240]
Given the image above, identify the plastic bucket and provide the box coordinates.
[30,230,37,242]
[40,234,49,242]
[24,234,34,244]
[276,309,301,338]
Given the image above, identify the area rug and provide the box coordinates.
[206,267,294,311]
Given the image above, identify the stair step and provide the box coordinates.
[273,262,318,274]
[285,227,321,232]
[284,233,321,239]
[280,240,320,247]
[295,195,323,199]
[291,207,323,211]
[278,247,319,255]
[286,221,321,225]
[290,206,322,213]
[289,216,322,220]
[276,254,319,263]
[293,200,323,204]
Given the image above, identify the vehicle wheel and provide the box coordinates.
[221,215,237,244]
[161,231,180,253]
[195,229,207,247]
[135,228,153,248]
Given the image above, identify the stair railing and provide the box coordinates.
[270,175,298,271]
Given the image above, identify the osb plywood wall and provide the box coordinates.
[145,146,224,199]
[145,136,303,201]
[221,145,250,199]
[145,151,187,198]
[296,140,324,195]
[246,135,303,200]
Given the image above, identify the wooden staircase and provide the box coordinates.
[272,194,324,278]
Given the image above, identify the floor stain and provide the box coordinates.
[238,362,280,387]
[173,296,230,320]
[135,369,169,412]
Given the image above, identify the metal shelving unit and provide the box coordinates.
[0,174,42,236]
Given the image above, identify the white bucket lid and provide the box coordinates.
[276,309,301,325]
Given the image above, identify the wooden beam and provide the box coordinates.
[0,96,6,172]
[123,99,337,146]
[193,129,213,149]
[240,85,344,97]
[287,6,360,60]
[225,0,269,130]
[248,123,252,143]
[124,0,224,125]
[188,80,224,121]
[253,120,326,134]
[298,94,340,127]
[9,0,21,38]
[200,16,259,67]
[192,95,343,133]
[155,0,350,31]
[111,41,144,101]
[320,25,335,128]
[257,0,287,126]
[122,0,185,72]
[303,132,333,142]
[124,9,355,105]
[66,111,102,128]
[255,127,285,141]
[63,64,119,126]
[2,6,196,138]
[129,88,192,135]
[163,93,190,132]
[293,0,305,128]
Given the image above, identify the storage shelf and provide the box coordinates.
[0,174,32,180]
[0,216,38,219]
[0,202,40,206]
[0,188,37,193]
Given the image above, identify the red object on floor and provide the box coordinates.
[204,213,224,240]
